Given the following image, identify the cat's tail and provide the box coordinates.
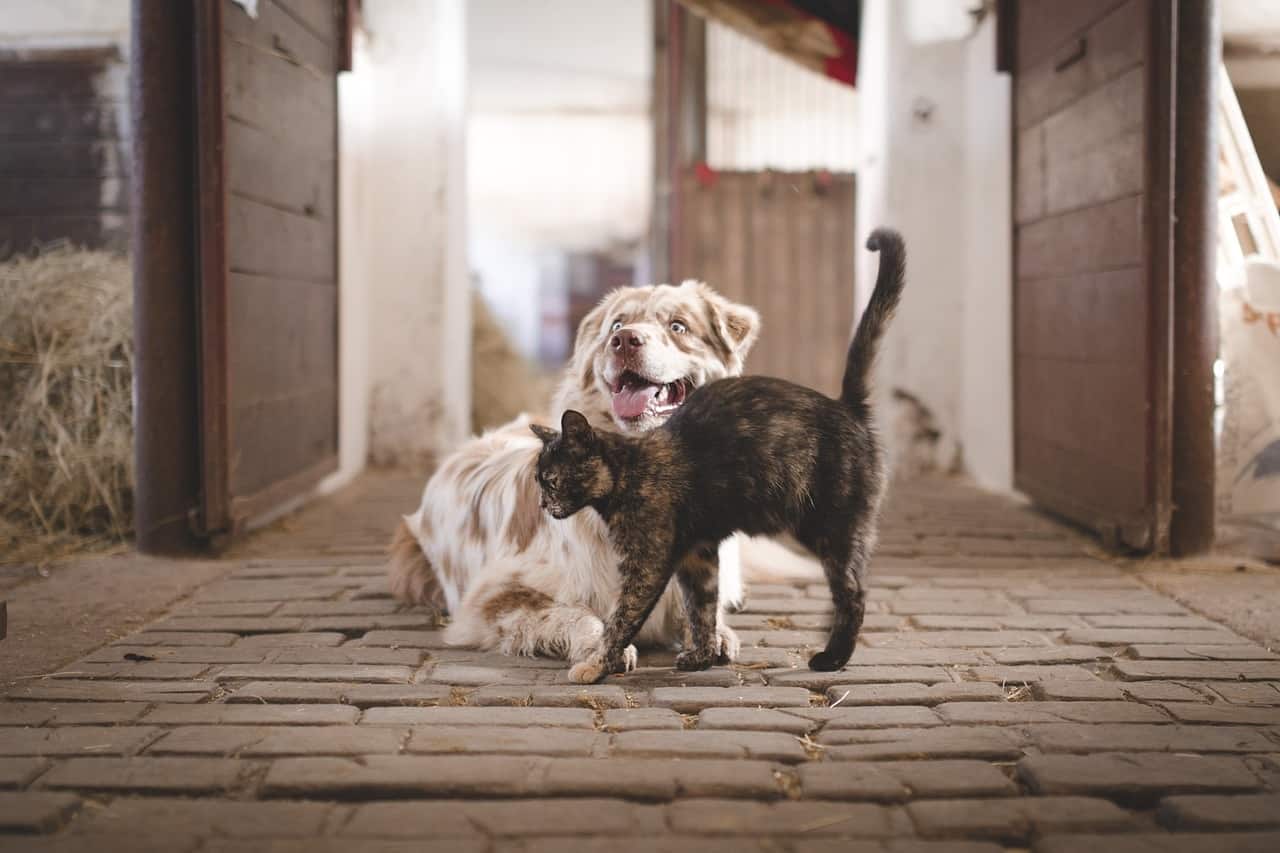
[840,228,906,410]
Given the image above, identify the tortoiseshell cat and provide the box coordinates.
[532,229,906,683]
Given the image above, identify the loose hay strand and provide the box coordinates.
[0,245,134,565]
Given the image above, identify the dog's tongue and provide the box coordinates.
[612,383,660,419]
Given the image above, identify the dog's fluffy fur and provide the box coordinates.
[389,280,760,668]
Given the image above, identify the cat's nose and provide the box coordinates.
[610,330,645,352]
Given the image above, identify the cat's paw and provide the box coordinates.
[715,623,741,665]
[675,649,714,671]
[807,649,849,672]
[568,657,608,684]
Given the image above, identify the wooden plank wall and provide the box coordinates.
[222,0,339,500]
[677,170,856,397]
[0,49,128,257]
[1013,0,1153,528]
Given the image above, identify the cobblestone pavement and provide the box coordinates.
[3,474,1279,852]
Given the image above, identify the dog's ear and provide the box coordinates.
[685,281,761,366]
[529,424,559,445]
[560,410,595,446]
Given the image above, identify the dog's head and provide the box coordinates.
[554,281,760,433]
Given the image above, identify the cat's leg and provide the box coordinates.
[674,545,720,671]
[573,552,677,684]
[805,522,872,672]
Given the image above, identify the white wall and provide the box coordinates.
[466,0,652,360]
[857,0,1013,491]
[324,0,471,487]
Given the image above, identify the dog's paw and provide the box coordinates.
[715,624,741,665]
[675,649,714,671]
[568,657,607,684]
[619,644,638,673]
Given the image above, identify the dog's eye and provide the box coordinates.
[610,320,624,332]
[669,320,687,334]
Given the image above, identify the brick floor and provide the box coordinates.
[3,473,1280,851]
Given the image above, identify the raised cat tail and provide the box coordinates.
[840,228,906,410]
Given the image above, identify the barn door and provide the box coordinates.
[1011,0,1175,550]
[195,0,341,537]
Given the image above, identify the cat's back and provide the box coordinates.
[665,375,853,455]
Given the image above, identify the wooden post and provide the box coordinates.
[130,0,203,553]
[1170,0,1220,555]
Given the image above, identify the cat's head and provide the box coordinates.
[530,410,615,519]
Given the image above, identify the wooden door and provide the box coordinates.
[1011,0,1175,550]
[196,0,340,536]
[677,169,857,397]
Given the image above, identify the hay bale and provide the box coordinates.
[471,290,552,432]
[0,245,133,564]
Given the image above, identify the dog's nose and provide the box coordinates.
[610,330,645,352]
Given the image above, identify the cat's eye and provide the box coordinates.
[610,320,624,332]
[669,320,687,334]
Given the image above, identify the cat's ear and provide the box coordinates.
[560,409,595,445]
[529,423,559,445]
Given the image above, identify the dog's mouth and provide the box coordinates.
[609,371,690,421]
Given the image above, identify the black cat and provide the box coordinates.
[532,229,906,682]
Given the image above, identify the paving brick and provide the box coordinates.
[842,648,985,666]
[907,796,1135,841]
[0,726,158,756]
[651,686,811,712]
[601,708,684,731]
[988,646,1111,665]
[799,706,943,728]
[0,703,53,725]
[1027,723,1276,754]
[1128,645,1278,660]
[697,708,816,733]
[1083,614,1219,629]
[40,757,245,793]
[1019,753,1263,800]
[185,601,283,617]
[1033,681,1207,702]
[68,797,332,838]
[801,760,1015,801]
[1156,793,1280,830]
[149,725,404,756]
[1114,661,1280,681]
[85,645,266,664]
[226,681,450,706]
[822,682,1003,706]
[1213,683,1280,705]
[864,631,1048,648]
[968,665,1101,683]
[194,580,335,602]
[305,614,441,632]
[214,663,415,683]
[0,757,47,788]
[1064,629,1246,646]
[143,703,359,725]
[467,685,631,709]
[362,706,594,727]
[3,680,216,703]
[1158,703,1280,725]
[407,726,604,756]
[278,600,402,616]
[346,799,658,838]
[237,632,348,647]
[48,662,210,680]
[735,629,828,648]
[261,755,548,797]
[268,647,425,666]
[0,791,80,833]
[769,667,953,688]
[823,728,1025,761]
[667,799,906,837]
[425,664,554,686]
[204,842,478,853]
[153,617,307,633]
[613,730,807,762]
[613,667,755,688]
[733,647,798,668]
[1033,831,1280,853]
[936,700,1168,725]
[44,703,151,725]
[130,631,240,646]
[741,598,832,614]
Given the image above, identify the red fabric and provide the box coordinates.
[758,0,858,87]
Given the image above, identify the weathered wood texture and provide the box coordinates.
[0,49,128,256]
[676,170,856,397]
[220,0,339,510]
[1012,0,1173,549]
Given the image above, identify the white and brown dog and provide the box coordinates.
[388,280,760,670]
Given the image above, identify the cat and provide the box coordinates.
[531,229,906,683]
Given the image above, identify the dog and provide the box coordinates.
[533,229,906,683]
[388,280,760,669]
